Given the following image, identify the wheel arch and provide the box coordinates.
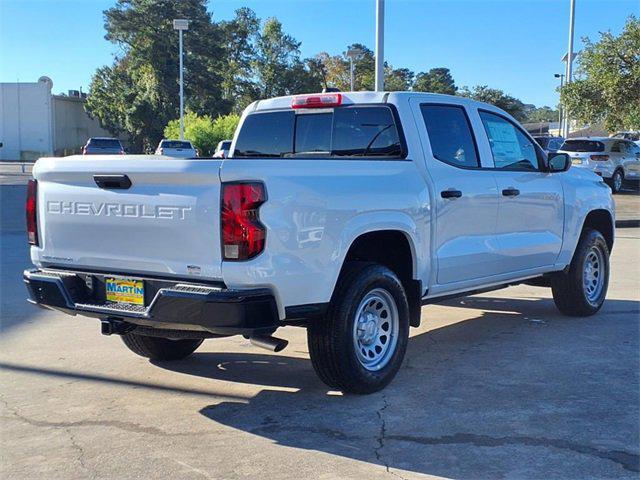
[335,226,424,327]
[581,209,614,252]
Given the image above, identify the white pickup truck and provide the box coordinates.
[25,92,615,393]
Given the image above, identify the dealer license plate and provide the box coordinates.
[105,277,144,305]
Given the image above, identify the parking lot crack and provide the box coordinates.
[66,428,93,477]
[1,398,213,438]
[374,396,407,480]
[385,432,640,473]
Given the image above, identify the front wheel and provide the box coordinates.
[121,333,203,361]
[551,229,610,316]
[307,262,410,394]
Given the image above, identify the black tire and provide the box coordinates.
[121,333,203,361]
[608,169,624,194]
[307,262,410,394]
[551,229,610,316]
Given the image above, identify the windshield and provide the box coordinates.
[560,140,605,153]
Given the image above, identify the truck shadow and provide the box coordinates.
[157,296,640,478]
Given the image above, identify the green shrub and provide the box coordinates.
[164,112,240,156]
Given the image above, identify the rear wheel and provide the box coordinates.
[121,333,203,361]
[551,229,609,316]
[609,169,624,193]
[307,262,410,394]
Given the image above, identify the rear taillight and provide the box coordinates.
[26,179,39,246]
[221,182,266,260]
[590,154,609,162]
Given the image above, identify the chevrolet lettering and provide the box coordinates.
[46,201,192,220]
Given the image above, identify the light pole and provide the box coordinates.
[173,19,189,140]
[563,0,576,137]
[374,0,385,91]
[554,73,565,136]
[346,47,361,91]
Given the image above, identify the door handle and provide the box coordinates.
[441,189,462,199]
[93,174,132,190]
[502,188,520,197]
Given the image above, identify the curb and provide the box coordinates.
[615,219,640,229]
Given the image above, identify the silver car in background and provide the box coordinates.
[213,140,232,158]
[559,137,640,193]
[82,137,125,155]
[154,139,198,158]
[611,131,640,147]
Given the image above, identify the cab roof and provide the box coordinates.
[250,91,500,113]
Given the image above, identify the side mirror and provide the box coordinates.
[548,152,571,172]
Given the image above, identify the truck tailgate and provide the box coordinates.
[32,156,224,280]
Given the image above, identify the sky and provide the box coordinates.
[0,0,638,107]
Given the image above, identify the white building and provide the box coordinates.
[0,77,113,161]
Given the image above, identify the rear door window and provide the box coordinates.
[233,106,404,159]
[623,141,638,154]
[610,141,624,153]
[420,104,479,168]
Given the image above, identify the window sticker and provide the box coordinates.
[485,120,522,162]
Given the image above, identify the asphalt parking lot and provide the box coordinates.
[1,183,639,479]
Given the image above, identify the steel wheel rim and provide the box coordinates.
[614,172,623,191]
[583,245,605,305]
[352,288,399,371]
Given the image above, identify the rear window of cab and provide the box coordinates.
[233,105,405,159]
[89,139,122,148]
[161,141,193,149]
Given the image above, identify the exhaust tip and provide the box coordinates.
[250,335,288,352]
[101,318,134,336]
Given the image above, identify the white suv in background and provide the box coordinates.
[559,137,640,193]
[154,139,198,158]
[213,140,232,158]
[611,131,640,147]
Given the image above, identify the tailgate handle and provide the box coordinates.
[94,174,132,190]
